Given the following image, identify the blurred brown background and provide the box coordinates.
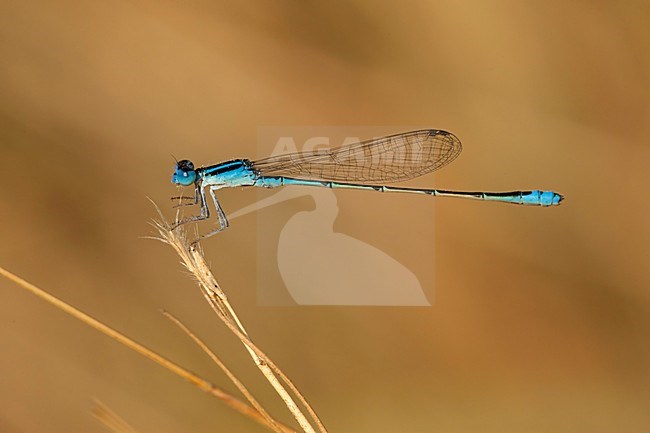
[1,1,649,432]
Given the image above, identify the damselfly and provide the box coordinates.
[171,129,563,240]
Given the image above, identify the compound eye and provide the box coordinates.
[172,159,197,186]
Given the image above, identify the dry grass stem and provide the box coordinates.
[199,285,327,433]
[91,399,140,433]
[162,310,285,433]
[151,208,327,433]
[0,265,291,432]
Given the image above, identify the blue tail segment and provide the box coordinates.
[524,190,563,206]
[472,190,563,206]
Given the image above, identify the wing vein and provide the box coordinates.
[252,129,462,183]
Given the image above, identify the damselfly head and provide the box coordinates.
[171,159,197,186]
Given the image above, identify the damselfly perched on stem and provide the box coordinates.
[171,129,563,241]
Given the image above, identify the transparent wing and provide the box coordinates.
[251,129,462,183]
